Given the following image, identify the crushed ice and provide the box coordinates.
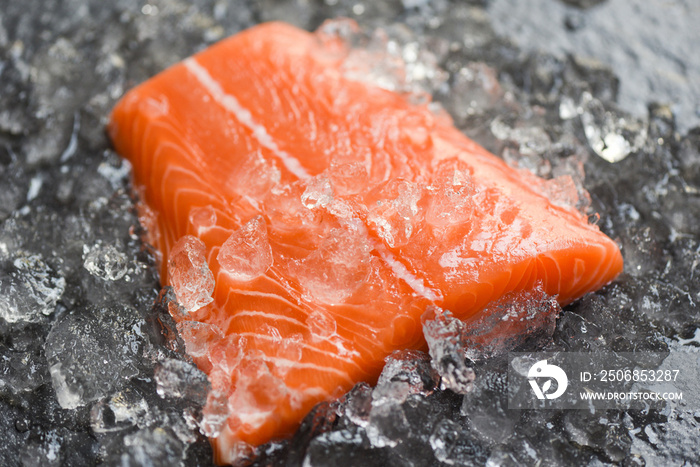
[167,235,215,312]
[578,92,647,163]
[83,242,129,281]
[0,250,65,323]
[217,215,273,282]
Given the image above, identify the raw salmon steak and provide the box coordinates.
[108,21,623,464]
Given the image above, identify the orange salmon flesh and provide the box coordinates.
[108,21,623,465]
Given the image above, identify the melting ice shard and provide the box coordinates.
[108,21,623,464]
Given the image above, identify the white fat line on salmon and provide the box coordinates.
[374,241,442,302]
[234,309,306,326]
[260,355,355,385]
[220,287,308,315]
[236,332,364,370]
[184,58,311,181]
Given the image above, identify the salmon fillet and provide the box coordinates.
[108,21,623,464]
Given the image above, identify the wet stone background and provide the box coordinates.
[0,0,699,465]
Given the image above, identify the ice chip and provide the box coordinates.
[45,306,143,409]
[217,216,273,282]
[297,225,372,304]
[366,179,422,248]
[201,387,230,438]
[231,150,281,202]
[200,369,232,438]
[167,235,214,312]
[306,310,337,339]
[0,250,65,323]
[176,321,224,359]
[336,21,447,103]
[430,418,487,465]
[82,243,129,281]
[315,18,361,58]
[154,358,210,403]
[49,362,83,410]
[377,350,438,396]
[329,161,368,196]
[188,205,217,234]
[227,356,289,431]
[461,371,518,444]
[448,62,504,122]
[540,175,583,212]
[490,116,552,156]
[461,284,561,360]
[281,332,304,358]
[579,92,647,163]
[366,382,411,448]
[364,351,438,448]
[208,334,248,375]
[425,159,475,228]
[559,96,578,120]
[118,427,185,467]
[502,147,552,178]
[301,175,334,210]
[421,306,475,394]
[343,383,373,427]
[265,182,321,233]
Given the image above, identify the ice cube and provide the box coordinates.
[207,333,248,375]
[167,235,215,312]
[227,356,289,432]
[45,306,143,409]
[421,306,475,394]
[82,242,128,281]
[447,62,503,122]
[430,418,487,465]
[301,175,334,210]
[425,159,475,229]
[366,386,411,448]
[366,179,422,248]
[230,150,281,203]
[540,175,584,212]
[376,350,438,397]
[343,383,373,428]
[90,388,149,433]
[265,181,321,233]
[490,116,552,157]
[297,225,372,304]
[329,161,369,196]
[0,250,65,323]
[176,320,224,364]
[335,21,447,102]
[461,285,561,360]
[363,352,440,448]
[217,216,273,282]
[278,332,304,365]
[306,310,337,339]
[117,427,185,466]
[154,358,210,404]
[461,370,519,444]
[579,92,647,163]
[562,411,632,462]
[302,426,379,466]
[200,369,231,438]
[49,362,83,410]
[188,205,217,234]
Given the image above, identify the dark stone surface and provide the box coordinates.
[0,0,698,465]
